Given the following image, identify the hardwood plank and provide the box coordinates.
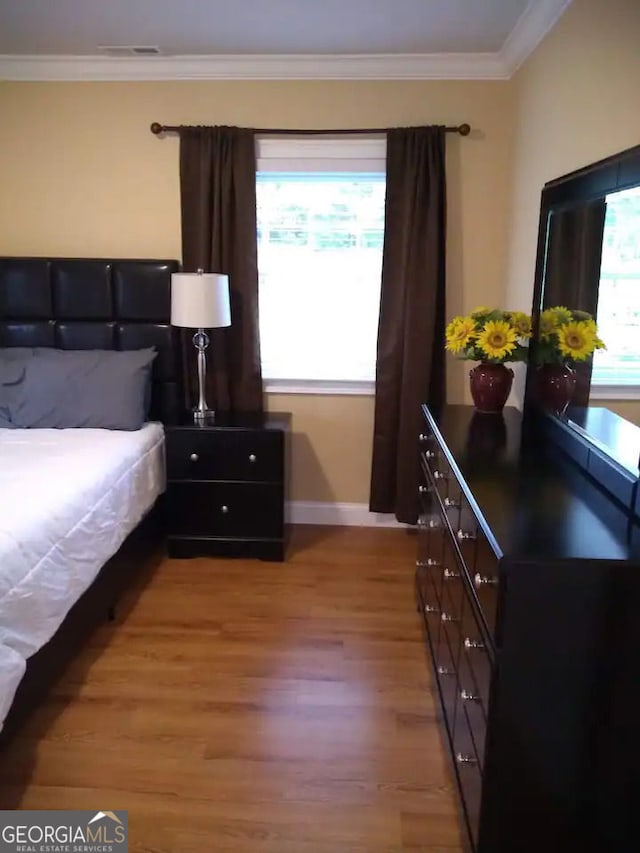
[0,525,462,851]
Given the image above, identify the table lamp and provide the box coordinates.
[170,269,231,422]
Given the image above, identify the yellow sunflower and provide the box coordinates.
[476,320,518,361]
[445,316,476,354]
[557,321,596,361]
[539,308,560,337]
[508,311,532,338]
[550,306,573,324]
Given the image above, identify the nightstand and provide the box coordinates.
[164,412,290,561]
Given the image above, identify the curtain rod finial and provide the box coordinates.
[150,122,163,135]
[458,123,471,136]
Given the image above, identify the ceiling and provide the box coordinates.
[0,0,572,80]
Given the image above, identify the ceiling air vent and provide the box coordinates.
[98,46,162,57]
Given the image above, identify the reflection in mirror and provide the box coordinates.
[542,200,606,406]
[526,144,640,479]
[592,186,640,389]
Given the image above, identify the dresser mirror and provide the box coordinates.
[525,143,640,477]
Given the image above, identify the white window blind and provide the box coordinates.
[256,137,386,392]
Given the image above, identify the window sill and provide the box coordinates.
[590,384,640,401]
[263,379,375,396]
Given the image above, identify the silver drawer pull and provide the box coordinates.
[437,666,454,676]
[249,453,257,462]
[418,485,429,494]
[424,449,435,460]
[419,432,431,443]
[457,529,476,541]
[441,611,457,623]
[460,688,480,703]
[189,452,199,462]
[221,505,229,514]
[427,558,440,567]
[428,519,440,529]
[443,567,460,580]
[416,558,440,568]
[424,604,439,614]
[433,470,447,480]
[456,752,478,765]
[443,497,460,509]
[464,637,485,651]
[474,573,497,588]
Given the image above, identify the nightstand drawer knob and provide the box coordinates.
[249,453,257,462]
[189,453,199,462]
[221,505,229,514]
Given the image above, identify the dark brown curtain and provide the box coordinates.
[543,199,607,406]
[179,125,263,413]
[370,126,446,524]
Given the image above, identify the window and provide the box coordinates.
[591,185,640,395]
[256,137,386,393]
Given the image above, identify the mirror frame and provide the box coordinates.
[524,143,640,429]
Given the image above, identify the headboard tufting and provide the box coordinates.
[0,257,183,424]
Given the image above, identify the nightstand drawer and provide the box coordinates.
[167,481,284,539]
[166,428,283,483]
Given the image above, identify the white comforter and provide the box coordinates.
[0,424,165,728]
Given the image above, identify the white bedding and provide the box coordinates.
[0,423,165,728]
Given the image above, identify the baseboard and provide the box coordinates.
[288,501,408,528]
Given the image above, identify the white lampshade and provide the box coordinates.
[170,271,231,329]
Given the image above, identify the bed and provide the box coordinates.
[0,257,183,739]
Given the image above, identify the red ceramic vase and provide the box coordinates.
[469,363,514,414]
[535,364,576,416]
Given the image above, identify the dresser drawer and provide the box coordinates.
[434,620,459,736]
[457,646,487,768]
[440,548,466,622]
[460,592,493,711]
[471,530,501,638]
[167,428,283,483]
[167,481,283,539]
[426,453,455,505]
[453,711,483,849]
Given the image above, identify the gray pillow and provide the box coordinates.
[0,347,157,430]
[0,356,26,429]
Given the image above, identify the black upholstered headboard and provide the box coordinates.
[0,257,183,424]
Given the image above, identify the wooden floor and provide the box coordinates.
[0,526,462,852]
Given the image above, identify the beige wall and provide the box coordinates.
[0,79,514,502]
[505,0,640,417]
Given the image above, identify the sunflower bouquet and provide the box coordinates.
[445,307,531,364]
[534,306,606,365]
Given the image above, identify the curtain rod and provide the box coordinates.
[150,122,471,137]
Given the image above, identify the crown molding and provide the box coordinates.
[500,0,573,74]
[0,4,573,83]
[0,51,510,82]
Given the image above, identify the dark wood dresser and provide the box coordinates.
[416,404,640,853]
[165,412,290,560]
